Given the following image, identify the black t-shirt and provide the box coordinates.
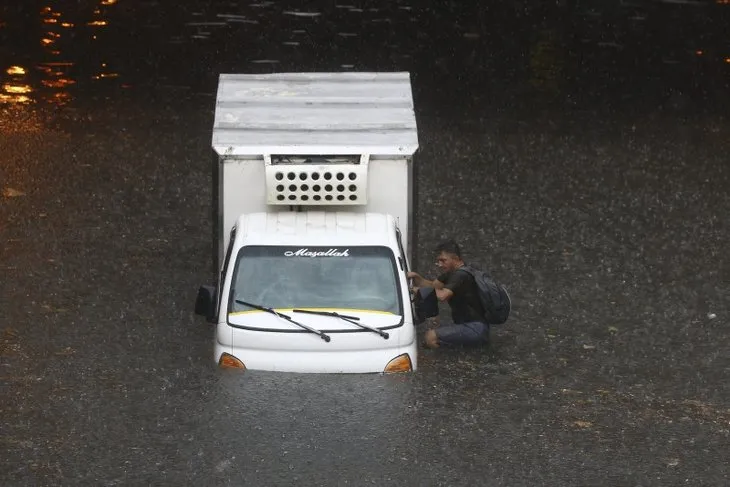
[437,267,485,324]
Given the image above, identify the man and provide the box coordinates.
[407,240,489,349]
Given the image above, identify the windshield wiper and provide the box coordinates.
[292,309,389,339]
[235,300,330,342]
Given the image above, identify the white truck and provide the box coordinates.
[194,72,435,373]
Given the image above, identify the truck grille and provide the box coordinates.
[265,164,368,205]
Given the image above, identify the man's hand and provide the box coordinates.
[408,271,445,291]
[407,271,424,287]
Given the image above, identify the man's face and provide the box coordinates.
[436,251,460,272]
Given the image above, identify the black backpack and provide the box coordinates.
[457,265,511,325]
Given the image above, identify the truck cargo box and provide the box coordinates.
[210,71,420,273]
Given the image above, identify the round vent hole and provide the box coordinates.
[325,195,333,201]
[301,195,309,201]
[325,184,333,192]
[349,195,357,201]
[275,172,284,181]
[348,184,357,192]
[311,172,320,180]
[299,172,307,180]
[277,195,285,201]
[336,195,345,201]
[313,185,321,192]
[337,184,345,192]
[276,184,285,192]
[289,184,297,192]
[287,172,296,180]
[348,173,357,180]
[324,172,332,180]
[336,173,344,181]
[313,195,321,201]
[288,195,296,201]
[301,184,309,191]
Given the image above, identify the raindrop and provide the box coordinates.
[283,11,321,17]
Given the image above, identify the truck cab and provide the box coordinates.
[194,72,434,373]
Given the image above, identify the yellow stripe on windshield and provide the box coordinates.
[229,307,398,317]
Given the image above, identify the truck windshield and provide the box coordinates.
[229,245,403,315]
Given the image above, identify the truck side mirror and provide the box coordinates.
[413,287,439,324]
[194,285,217,323]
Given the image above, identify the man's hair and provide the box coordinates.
[435,239,462,259]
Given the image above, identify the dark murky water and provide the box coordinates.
[2,1,729,112]
[2,1,729,485]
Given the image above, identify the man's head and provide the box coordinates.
[434,239,463,272]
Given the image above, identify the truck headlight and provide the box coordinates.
[384,353,412,373]
[218,353,246,369]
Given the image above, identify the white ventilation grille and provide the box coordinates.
[265,163,369,205]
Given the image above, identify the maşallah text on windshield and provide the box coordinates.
[284,248,350,257]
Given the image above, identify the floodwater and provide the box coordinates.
[1,1,729,485]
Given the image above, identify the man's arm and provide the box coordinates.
[434,287,454,302]
[407,271,443,289]
[407,271,450,300]
[434,270,470,302]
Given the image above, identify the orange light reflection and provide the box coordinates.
[4,84,33,94]
[7,66,26,75]
[0,94,32,104]
[41,78,76,88]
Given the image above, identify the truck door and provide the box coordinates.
[395,227,416,322]
[395,227,410,274]
[217,227,237,317]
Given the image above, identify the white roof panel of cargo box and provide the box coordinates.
[212,72,419,157]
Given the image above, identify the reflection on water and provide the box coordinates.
[0,1,728,111]
[1,67,32,104]
[528,28,565,95]
[0,1,119,106]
